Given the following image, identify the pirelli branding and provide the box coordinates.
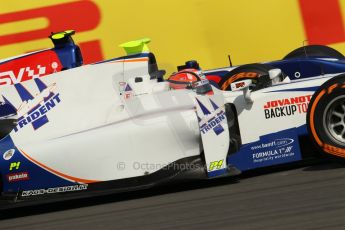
[21,184,88,197]
[263,95,312,119]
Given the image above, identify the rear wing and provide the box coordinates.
[0,30,82,87]
[119,38,165,82]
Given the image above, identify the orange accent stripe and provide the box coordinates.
[20,149,100,184]
[111,57,149,63]
[309,89,325,146]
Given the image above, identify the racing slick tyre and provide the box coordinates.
[218,63,285,91]
[283,45,344,60]
[307,74,345,159]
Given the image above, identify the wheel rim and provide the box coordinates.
[323,95,345,147]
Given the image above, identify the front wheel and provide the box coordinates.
[307,74,345,158]
[283,45,344,60]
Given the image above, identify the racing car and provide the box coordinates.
[0,37,345,207]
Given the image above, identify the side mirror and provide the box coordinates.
[268,69,282,82]
[230,79,253,103]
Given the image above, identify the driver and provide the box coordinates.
[167,62,214,95]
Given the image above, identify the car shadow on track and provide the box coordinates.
[0,158,341,220]
[0,176,240,220]
[302,160,345,171]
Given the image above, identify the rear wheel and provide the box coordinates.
[218,63,283,91]
[284,45,344,60]
[307,74,345,158]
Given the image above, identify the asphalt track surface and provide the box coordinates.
[1,160,345,230]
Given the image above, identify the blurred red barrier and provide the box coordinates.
[0,1,103,64]
[299,0,345,45]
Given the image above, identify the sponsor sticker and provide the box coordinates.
[251,138,296,164]
[209,160,224,171]
[200,111,226,135]
[119,82,134,100]
[263,95,312,119]
[228,129,302,171]
[6,172,29,182]
[234,82,245,89]
[0,65,48,86]
[197,98,226,136]
[21,184,88,197]
[250,138,294,151]
[9,162,21,171]
[14,93,61,132]
[3,149,15,160]
[4,79,62,132]
[119,81,126,93]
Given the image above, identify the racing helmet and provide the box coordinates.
[167,68,213,95]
